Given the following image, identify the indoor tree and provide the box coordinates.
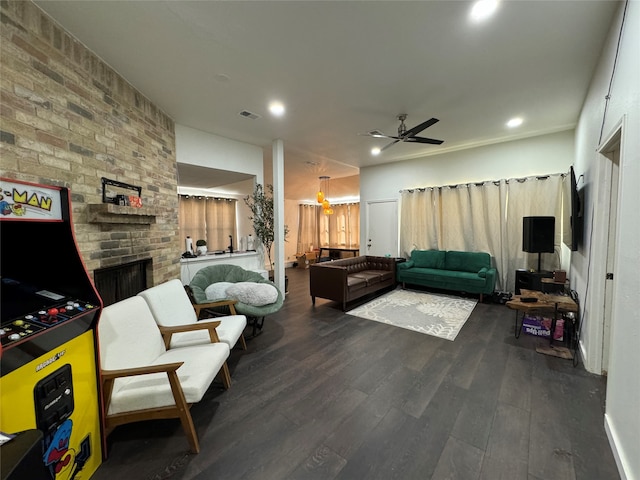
[244,183,288,270]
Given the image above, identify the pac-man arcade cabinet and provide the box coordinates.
[0,178,103,480]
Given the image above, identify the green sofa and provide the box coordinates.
[397,249,497,301]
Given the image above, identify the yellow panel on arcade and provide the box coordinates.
[0,178,103,479]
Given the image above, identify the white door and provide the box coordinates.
[365,200,398,257]
[602,142,620,374]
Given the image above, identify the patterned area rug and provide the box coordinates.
[347,288,477,341]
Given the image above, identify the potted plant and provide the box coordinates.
[195,239,207,256]
[244,183,289,271]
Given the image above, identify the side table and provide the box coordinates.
[541,277,570,294]
[506,289,578,361]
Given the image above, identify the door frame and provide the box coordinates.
[364,199,399,257]
[583,117,624,374]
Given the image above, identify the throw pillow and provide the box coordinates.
[204,282,234,301]
[412,249,445,269]
[226,282,278,306]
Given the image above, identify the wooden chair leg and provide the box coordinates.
[239,334,247,350]
[167,371,199,453]
[219,362,231,389]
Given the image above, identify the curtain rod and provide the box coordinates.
[400,172,565,193]
[179,194,235,201]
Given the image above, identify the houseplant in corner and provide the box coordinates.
[195,239,207,256]
[244,183,289,275]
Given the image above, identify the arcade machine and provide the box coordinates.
[0,178,103,480]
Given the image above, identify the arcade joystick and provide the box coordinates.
[47,308,59,316]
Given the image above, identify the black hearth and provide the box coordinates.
[94,259,151,306]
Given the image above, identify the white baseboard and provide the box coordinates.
[604,413,629,480]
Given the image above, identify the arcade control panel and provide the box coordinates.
[0,278,99,348]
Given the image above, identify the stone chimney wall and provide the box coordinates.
[0,1,180,285]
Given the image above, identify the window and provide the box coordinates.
[297,203,359,251]
[179,195,237,251]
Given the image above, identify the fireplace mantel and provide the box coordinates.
[87,204,159,224]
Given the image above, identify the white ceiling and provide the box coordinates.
[35,0,619,200]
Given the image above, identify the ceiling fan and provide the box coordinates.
[363,114,444,152]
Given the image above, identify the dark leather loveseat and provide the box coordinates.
[309,255,396,311]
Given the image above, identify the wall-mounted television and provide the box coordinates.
[563,166,583,251]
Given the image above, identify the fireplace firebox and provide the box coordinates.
[94,259,151,306]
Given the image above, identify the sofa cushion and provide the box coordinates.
[411,249,446,269]
[351,271,382,286]
[401,267,485,288]
[444,251,490,273]
[346,275,367,291]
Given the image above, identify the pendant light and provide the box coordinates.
[317,176,333,215]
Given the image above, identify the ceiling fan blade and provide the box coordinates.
[380,139,400,151]
[404,136,444,145]
[402,117,439,138]
[358,130,394,139]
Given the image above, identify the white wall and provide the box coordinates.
[175,124,264,248]
[574,2,639,479]
[360,130,575,249]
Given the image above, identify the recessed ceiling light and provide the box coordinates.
[470,0,499,22]
[371,147,381,156]
[268,101,285,117]
[506,117,523,128]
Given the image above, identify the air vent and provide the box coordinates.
[239,110,261,120]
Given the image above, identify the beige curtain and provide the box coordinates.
[400,188,441,256]
[179,196,206,244]
[205,198,237,251]
[503,175,563,292]
[440,182,505,289]
[178,195,237,251]
[347,203,360,247]
[327,203,359,247]
[297,204,320,252]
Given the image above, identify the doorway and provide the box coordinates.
[599,130,621,375]
[365,199,398,257]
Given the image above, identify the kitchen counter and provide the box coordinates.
[180,251,265,284]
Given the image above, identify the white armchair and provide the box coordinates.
[98,296,231,454]
[138,279,247,351]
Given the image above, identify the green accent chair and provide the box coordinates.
[189,264,284,337]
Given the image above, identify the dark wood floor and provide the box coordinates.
[92,267,620,480]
